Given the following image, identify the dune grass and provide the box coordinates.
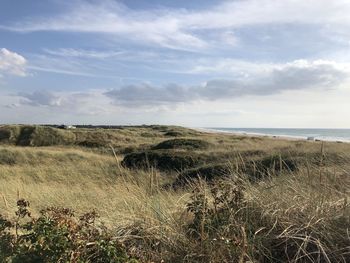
[0,125,349,262]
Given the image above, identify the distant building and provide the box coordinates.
[58,125,76,129]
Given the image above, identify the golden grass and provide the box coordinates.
[0,126,349,262]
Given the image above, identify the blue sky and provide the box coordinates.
[0,0,350,127]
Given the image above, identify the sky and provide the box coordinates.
[0,0,350,128]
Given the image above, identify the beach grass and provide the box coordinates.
[0,125,349,262]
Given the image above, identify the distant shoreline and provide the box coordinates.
[193,127,350,143]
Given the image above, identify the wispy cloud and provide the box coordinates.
[43,48,126,59]
[0,48,27,77]
[2,0,350,51]
[0,1,206,51]
[27,53,143,80]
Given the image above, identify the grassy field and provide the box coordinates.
[0,125,349,262]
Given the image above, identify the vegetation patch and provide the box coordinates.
[0,149,18,165]
[1,125,350,262]
[163,131,185,137]
[0,129,11,142]
[152,138,210,150]
[25,126,76,146]
[174,163,231,186]
[122,150,205,171]
[259,154,299,172]
[0,199,137,263]
[0,126,21,144]
[183,179,350,263]
[77,140,107,148]
[173,153,302,185]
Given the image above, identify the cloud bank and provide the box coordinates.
[11,59,349,114]
[105,60,349,106]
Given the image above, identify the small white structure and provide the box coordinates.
[307,136,315,141]
[58,125,76,129]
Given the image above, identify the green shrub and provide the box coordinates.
[29,126,76,146]
[0,126,21,144]
[0,199,137,263]
[163,131,184,137]
[140,132,154,138]
[16,126,36,146]
[185,181,249,262]
[77,140,106,148]
[122,150,205,171]
[152,139,210,150]
[257,154,299,173]
[0,130,11,141]
[174,163,231,187]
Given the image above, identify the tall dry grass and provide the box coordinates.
[0,130,349,262]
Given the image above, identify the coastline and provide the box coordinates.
[193,127,350,143]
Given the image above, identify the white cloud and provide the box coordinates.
[26,52,148,80]
[18,90,62,106]
[4,86,350,127]
[16,89,114,116]
[183,0,350,29]
[105,60,350,106]
[10,59,350,112]
[2,0,350,50]
[0,48,27,77]
[220,31,238,46]
[43,48,126,59]
[0,1,205,51]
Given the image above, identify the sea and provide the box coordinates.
[205,128,350,143]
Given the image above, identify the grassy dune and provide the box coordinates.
[0,125,349,262]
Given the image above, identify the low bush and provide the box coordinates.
[163,131,184,137]
[174,163,231,187]
[122,150,205,171]
[0,126,21,144]
[0,130,11,141]
[77,140,107,148]
[152,139,210,150]
[257,154,299,173]
[0,199,137,263]
[29,127,76,146]
[174,154,299,187]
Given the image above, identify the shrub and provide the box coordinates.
[152,139,210,150]
[77,140,106,148]
[185,180,250,262]
[122,150,205,171]
[0,126,21,144]
[140,132,154,138]
[0,199,137,263]
[0,130,11,141]
[174,163,231,187]
[174,153,300,187]
[163,131,184,137]
[257,154,299,174]
[28,126,76,146]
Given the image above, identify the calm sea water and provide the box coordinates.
[207,128,350,142]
